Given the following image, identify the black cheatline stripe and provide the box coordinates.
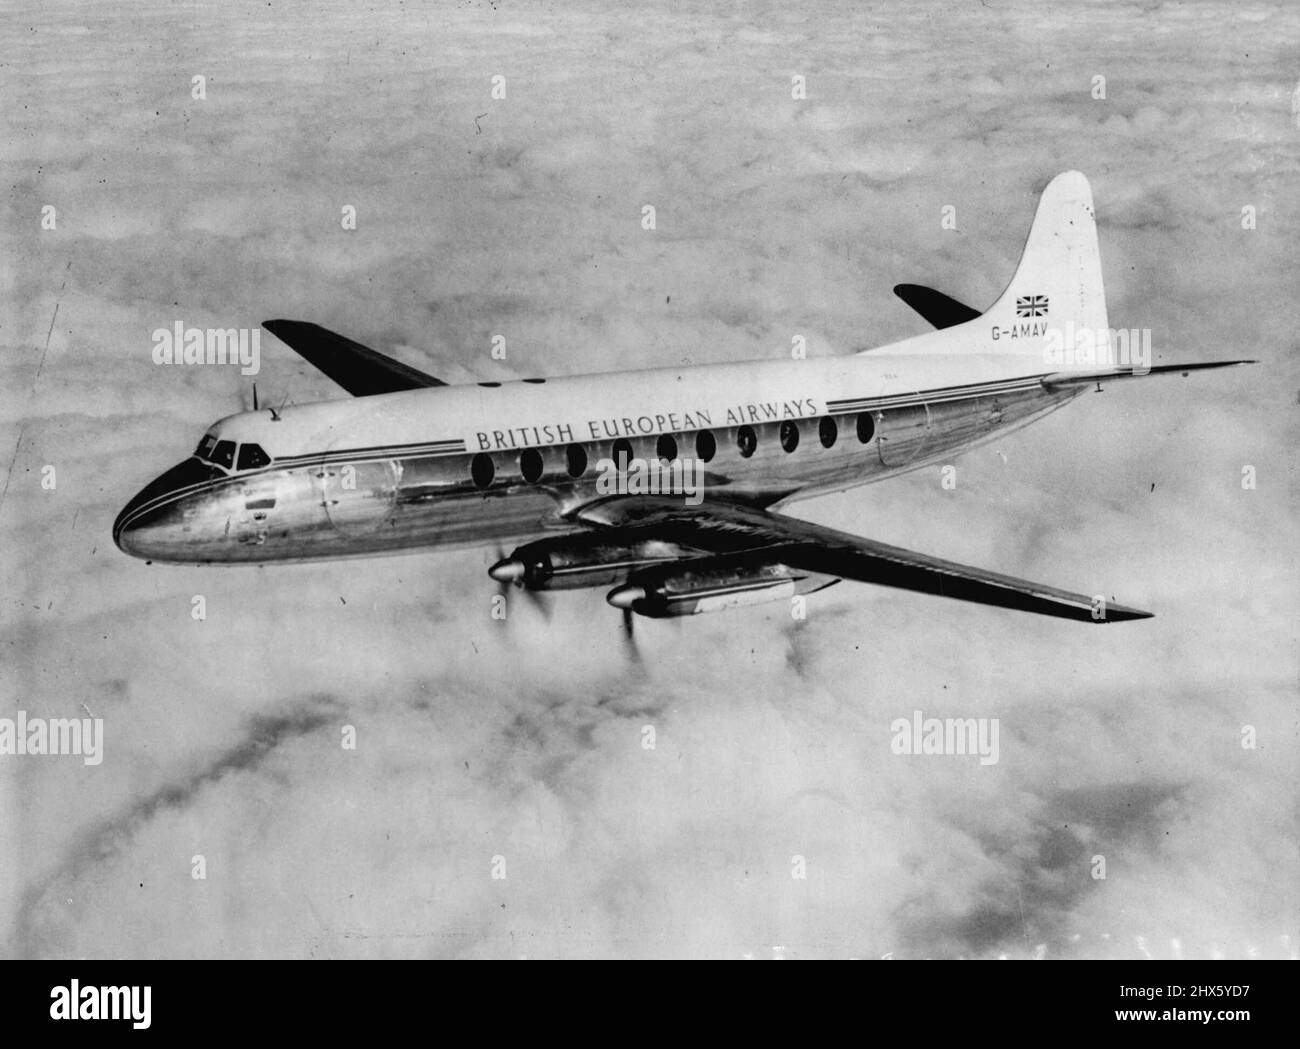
[276,443,465,464]
[828,376,1044,413]
[279,438,465,456]
[830,376,1036,404]
[313,449,465,463]
[279,450,465,468]
[827,376,1043,407]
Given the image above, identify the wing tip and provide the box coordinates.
[1098,605,1154,623]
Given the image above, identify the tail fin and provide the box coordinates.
[874,171,1109,359]
[985,170,1108,348]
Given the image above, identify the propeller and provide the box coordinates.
[486,546,645,659]
[488,545,553,623]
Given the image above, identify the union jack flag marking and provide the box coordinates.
[1016,295,1049,318]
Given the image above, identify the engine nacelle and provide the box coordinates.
[607,558,839,617]
[490,533,692,591]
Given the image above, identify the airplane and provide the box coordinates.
[113,171,1254,628]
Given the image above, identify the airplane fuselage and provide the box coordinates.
[113,350,1078,565]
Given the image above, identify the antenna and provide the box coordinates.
[270,390,290,422]
[252,382,260,411]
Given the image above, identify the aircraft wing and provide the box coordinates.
[263,319,446,396]
[573,497,1153,623]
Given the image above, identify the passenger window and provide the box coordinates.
[819,416,838,448]
[470,453,495,490]
[857,413,876,444]
[237,443,271,471]
[780,420,800,453]
[656,434,677,463]
[212,440,236,468]
[611,438,634,470]
[196,434,218,460]
[736,425,757,458]
[695,430,716,463]
[520,448,544,483]
[565,443,587,478]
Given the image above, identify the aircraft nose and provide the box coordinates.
[113,491,167,557]
[112,504,132,550]
[113,457,219,559]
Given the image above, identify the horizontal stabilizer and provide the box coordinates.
[1041,359,1257,389]
[263,320,446,396]
[893,284,982,329]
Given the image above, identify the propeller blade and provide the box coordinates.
[523,587,554,622]
[621,607,641,664]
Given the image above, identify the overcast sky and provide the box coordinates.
[1,0,1296,958]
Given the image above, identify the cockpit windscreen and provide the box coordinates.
[193,435,272,473]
